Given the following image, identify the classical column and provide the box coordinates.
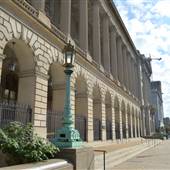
[102,16,110,73]
[60,0,71,37]
[110,28,118,81]
[92,2,101,65]
[131,59,135,95]
[79,0,88,53]
[127,53,131,92]
[117,37,123,84]
[31,0,45,13]
[122,46,127,88]
[134,64,138,98]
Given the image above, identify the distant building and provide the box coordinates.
[138,53,156,136]
[163,117,170,127]
[151,81,164,131]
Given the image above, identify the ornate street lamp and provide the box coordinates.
[52,41,82,148]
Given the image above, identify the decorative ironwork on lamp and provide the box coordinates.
[52,41,82,148]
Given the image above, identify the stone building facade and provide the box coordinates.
[138,53,156,136]
[0,0,156,143]
[151,81,164,131]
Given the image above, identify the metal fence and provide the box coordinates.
[75,115,87,141]
[115,122,120,139]
[93,118,101,141]
[47,110,63,139]
[0,102,32,128]
[106,120,112,140]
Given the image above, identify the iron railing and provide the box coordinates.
[0,102,32,128]
[106,120,112,140]
[115,122,120,139]
[46,110,63,139]
[75,115,87,141]
[93,118,101,141]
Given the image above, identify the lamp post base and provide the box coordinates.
[52,126,83,148]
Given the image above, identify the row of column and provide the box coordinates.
[29,0,140,99]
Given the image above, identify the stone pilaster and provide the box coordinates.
[112,107,116,140]
[0,54,5,84]
[87,94,94,142]
[102,16,110,73]
[60,0,71,37]
[52,83,65,112]
[125,108,129,139]
[79,0,88,53]
[119,109,123,140]
[101,96,106,141]
[110,28,118,81]
[18,70,48,138]
[92,2,101,65]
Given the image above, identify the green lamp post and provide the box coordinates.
[52,41,82,148]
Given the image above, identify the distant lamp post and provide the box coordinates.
[52,41,82,148]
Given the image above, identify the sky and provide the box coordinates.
[114,0,170,117]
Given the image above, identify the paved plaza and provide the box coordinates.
[113,140,170,170]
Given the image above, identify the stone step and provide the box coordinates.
[94,140,162,170]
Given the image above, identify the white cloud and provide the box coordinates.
[114,0,170,117]
[152,0,170,17]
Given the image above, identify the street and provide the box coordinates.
[113,140,170,170]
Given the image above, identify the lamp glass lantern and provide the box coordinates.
[63,41,75,68]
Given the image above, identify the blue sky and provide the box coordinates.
[114,0,170,117]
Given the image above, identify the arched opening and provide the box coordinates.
[75,76,88,141]
[132,107,135,137]
[93,85,102,141]
[105,92,112,140]
[121,101,126,139]
[136,110,139,137]
[114,97,120,140]
[1,42,19,103]
[0,39,35,126]
[127,104,131,138]
[46,63,65,139]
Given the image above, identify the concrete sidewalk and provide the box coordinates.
[113,140,170,170]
